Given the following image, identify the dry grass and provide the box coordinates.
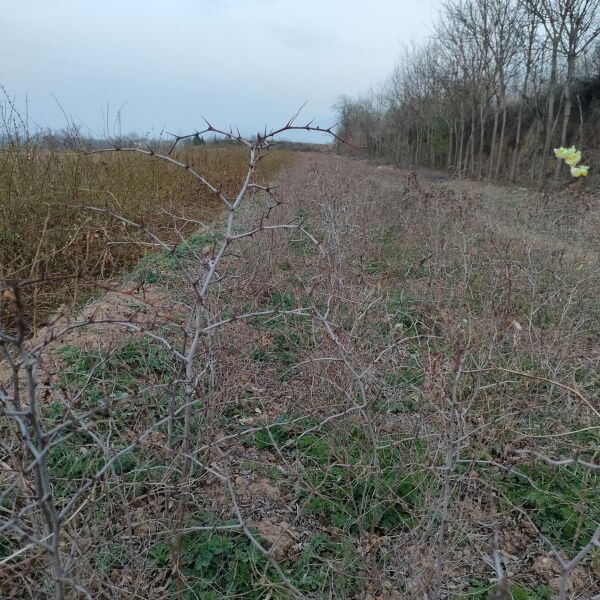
[0,143,292,329]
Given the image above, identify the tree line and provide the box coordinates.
[336,0,600,185]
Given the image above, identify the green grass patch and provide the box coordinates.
[299,428,427,533]
[241,460,285,482]
[493,462,600,550]
[279,258,293,271]
[385,290,420,330]
[362,258,385,275]
[174,230,222,258]
[291,531,363,595]
[132,252,178,284]
[56,338,177,410]
[251,418,428,534]
[45,432,159,500]
[150,522,363,598]
[40,339,179,499]
[454,579,552,599]
[247,291,314,366]
[150,524,271,599]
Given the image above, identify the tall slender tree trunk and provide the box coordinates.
[494,101,507,181]
[454,119,460,172]
[538,40,559,187]
[447,118,454,170]
[529,120,542,184]
[487,104,499,180]
[430,125,435,166]
[554,53,575,181]
[458,101,466,177]
[577,94,584,148]
[511,102,525,182]
[478,95,486,180]
[469,105,476,176]
[510,81,529,182]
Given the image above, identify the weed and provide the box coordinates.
[268,289,297,311]
[123,300,148,313]
[45,431,157,500]
[0,533,12,560]
[385,290,419,330]
[248,292,313,365]
[40,339,178,499]
[46,434,105,499]
[363,258,384,275]
[250,347,269,363]
[252,418,427,533]
[291,532,363,596]
[93,545,131,572]
[150,526,274,599]
[288,235,317,256]
[56,338,176,409]
[299,429,426,532]
[150,522,364,598]
[252,415,311,449]
[455,580,552,599]
[279,258,292,271]
[494,462,600,549]
[174,231,222,258]
[241,460,285,482]
[132,252,178,284]
[384,367,424,389]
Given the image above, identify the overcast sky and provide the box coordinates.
[2,0,438,140]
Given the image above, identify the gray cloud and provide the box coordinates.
[2,0,439,140]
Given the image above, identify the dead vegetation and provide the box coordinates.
[0,129,599,600]
[0,133,291,330]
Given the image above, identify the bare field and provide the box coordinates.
[1,150,599,599]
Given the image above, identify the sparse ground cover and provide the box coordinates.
[1,150,599,598]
